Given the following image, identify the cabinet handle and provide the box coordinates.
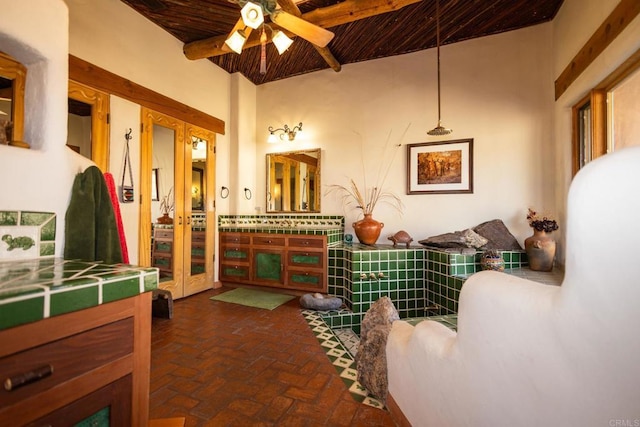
[304,241,309,245]
[178,216,183,225]
[267,240,272,243]
[187,216,191,225]
[4,364,53,391]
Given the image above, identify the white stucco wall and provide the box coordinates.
[257,23,554,247]
[552,0,640,263]
[66,0,232,265]
[0,0,93,256]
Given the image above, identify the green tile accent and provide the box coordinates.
[50,285,99,317]
[0,211,18,226]
[0,296,44,330]
[103,277,139,303]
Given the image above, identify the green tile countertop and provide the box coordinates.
[0,258,158,331]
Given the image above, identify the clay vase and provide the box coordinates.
[353,214,384,245]
[524,229,556,271]
[157,213,173,225]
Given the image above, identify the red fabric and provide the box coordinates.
[104,172,130,264]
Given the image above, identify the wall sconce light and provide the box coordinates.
[268,122,303,143]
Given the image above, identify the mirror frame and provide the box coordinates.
[266,148,321,213]
[68,80,110,170]
[0,51,26,145]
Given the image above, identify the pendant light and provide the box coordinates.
[427,0,452,136]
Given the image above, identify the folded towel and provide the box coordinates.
[104,172,129,263]
[64,165,123,264]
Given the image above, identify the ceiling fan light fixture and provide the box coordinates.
[225,29,247,54]
[272,30,293,54]
[241,2,264,29]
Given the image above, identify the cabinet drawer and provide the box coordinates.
[252,235,285,246]
[288,250,324,269]
[221,234,250,245]
[154,229,174,240]
[288,237,325,249]
[0,318,134,407]
[286,270,325,292]
[221,246,250,262]
[220,264,250,281]
[192,231,206,243]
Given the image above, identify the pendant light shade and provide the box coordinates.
[427,0,452,136]
[225,29,247,54]
[241,2,264,29]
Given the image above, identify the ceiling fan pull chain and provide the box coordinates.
[260,27,267,75]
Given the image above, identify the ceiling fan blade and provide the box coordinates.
[270,10,334,47]
[223,18,253,52]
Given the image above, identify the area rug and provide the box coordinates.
[210,288,294,310]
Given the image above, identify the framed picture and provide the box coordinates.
[192,167,204,211]
[151,168,159,201]
[406,139,473,194]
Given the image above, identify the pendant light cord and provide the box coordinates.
[436,0,442,125]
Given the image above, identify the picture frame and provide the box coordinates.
[406,139,473,194]
[192,167,204,211]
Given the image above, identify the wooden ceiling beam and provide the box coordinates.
[183,0,422,60]
[277,0,341,72]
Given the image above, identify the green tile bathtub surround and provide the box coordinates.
[0,258,158,331]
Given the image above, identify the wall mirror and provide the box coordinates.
[267,149,321,213]
[67,80,109,170]
[0,51,26,146]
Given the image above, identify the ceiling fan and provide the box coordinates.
[224,0,335,57]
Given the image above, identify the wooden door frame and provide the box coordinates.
[140,107,185,298]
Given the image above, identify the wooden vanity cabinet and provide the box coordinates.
[286,236,325,292]
[219,232,327,292]
[219,233,251,283]
[0,293,151,426]
[151,227,173,278]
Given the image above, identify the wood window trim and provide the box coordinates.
[555,0,640,100]
[571,47,640,176]
[69,55,225,136]
[68,80,110,171]
[0,51,26,144]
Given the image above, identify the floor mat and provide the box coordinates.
[301,309,386,410]
[210,287,294,310]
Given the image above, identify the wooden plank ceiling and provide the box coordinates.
[120,0,564,85]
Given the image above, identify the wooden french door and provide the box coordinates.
[139,107,216,299]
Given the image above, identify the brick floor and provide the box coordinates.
[149,287,396,426]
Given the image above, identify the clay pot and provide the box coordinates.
[157,213,173,224]
[353,213,384,245]
[524,229,556,271]
[480,251,505,272]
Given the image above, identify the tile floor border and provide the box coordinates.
[300,309,386,410]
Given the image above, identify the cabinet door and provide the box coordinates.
[252,248,284,285]
[286,269,325,292]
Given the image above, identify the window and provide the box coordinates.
[572,49,640,176]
